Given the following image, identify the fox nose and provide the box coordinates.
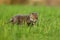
[34,19,37,22]
[36,17,38,19]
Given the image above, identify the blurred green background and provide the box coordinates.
[0,0,60,40]
[0,5,60,40]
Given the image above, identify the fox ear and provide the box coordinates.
[32,12,38,15]
[31,13,34,14]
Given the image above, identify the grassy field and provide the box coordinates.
[0,5,60,40]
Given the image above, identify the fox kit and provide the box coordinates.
[9,12,38,26]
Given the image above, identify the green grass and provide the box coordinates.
[0,5,60,40]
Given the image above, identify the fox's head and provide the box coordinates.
[30,12,38,23]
